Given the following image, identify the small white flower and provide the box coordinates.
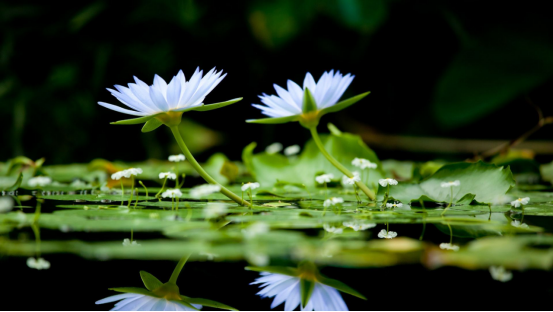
[440,180,460,188]
[96,293,202,311]
[168,154,186,162]
[0,197,14,213]
[265,142,283,154]
[122,238,141,247]
[385,202,403,209]
[510,197,530,208]
[323,197,344,208]
[342,172,361,185]
[242,182,260,191]
[27,257,50,270]
[161,189,183,199]
[284,144,301,156]
[252,272,349,311]
[159,172,177,180]
[200,252,219,260]
[27,176,52,187]
[70,180,90,188]
[323,224,343,234]
[124,168,143,177]
[203,203,228,219]
[351,158,377,170]
[242,222,270,239]
[315,173,334,184]
[189,184,221,198]
[439,243,460,251]
[511,220,529,228]
[377,229,397,239]
[343,220,376,231]
[378,178,398,187]
[489,266,513,282]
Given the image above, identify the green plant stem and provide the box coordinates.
[170,126,249,206]
[155,177,168,201]
[309,127,375,201]
[419,199,427,241]
[168,254,191,284]
[128,176,135,208]
[441,186,454,216]
[120,180,125,206]
[381,185,390,208]
[447,223,453,244]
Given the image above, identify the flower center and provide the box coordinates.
[155,111,184,127]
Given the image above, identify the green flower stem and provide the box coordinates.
[120,180,125,206]
[128,176,135,208]
[31,223,41,257]
[419,199,427,241]
[381,185,390,208]
[155,177,168,201]
[168,254,191,284]
[170,126,250,206]
[447,223,453,244]
[441,186,454,216]
[309,127,375,201]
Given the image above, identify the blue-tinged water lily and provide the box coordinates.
[248,262,365,311]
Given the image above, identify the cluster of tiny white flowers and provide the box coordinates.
[378,229,397,239]
[510,197,530,208]
[122,238,141,247]
[284,144,300,156]
[27,257,50,270]
[342,172,361,185]
[203,203,228,219]
[111,168,143,180]
[323,197,344,208]
[168,154,186,162]
[441,180,460,188]
[511,220,529,228]
[161,189,183,198]
[343,220,376,231]
[315,173,334,184]
[28,176,52,187]
[323,224,343,234]
[489,266,513,282]
[439,243,460,251]
[385,202,403,209]
[242,182,260,191]
[379,178,398,187]
[351,158,377,169]
[242,222,270,239]
[0,197,14,213]
[190,184,221,198]
[265,142,283,155]
[158,172,177,180]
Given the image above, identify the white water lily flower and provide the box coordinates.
[169,154,186,162]
[440,180,460,188]
[351,158,377,170]
[203,203,228,219]
[0,197,14,213]
[96,293,202,311]
[242,222,270,239]
[343,220,376,231]
[242,182,260,191]
[510,197,530,208]
[122,238,141,247]
[511,220,529,228]
[265,142,283,155]
[27,257,50,270]
[284,144,301,156]
[159,172,177,180]
[439,243,460,251]
[27,176,52,187]
[489,266,513,282]
[342,172,361,185]
[323,197,344,208]
[323,224,343,234]
[377,229,397,239]
[98,67,226,117]
[189,184,221,198]
[378,178,398,187]
[252,272,349,311]
[316,173,334,184]
[385,202,403,209]
[161,189,183,199]
[251,70,354,119]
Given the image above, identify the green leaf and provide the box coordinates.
[302,88,317,113]
[300,279,315,308]
[182,297,238,311]
[193,98,243,112]
[320,91,370,115]
[3,173,22,191]
[140,271,163,291]
[175,299,201,311]
[245,266,298,277]
[109,287,153,296]
[141,118,164,132]
[316,276,366,300]
[111,115,157,125]
[246,115,300,124]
